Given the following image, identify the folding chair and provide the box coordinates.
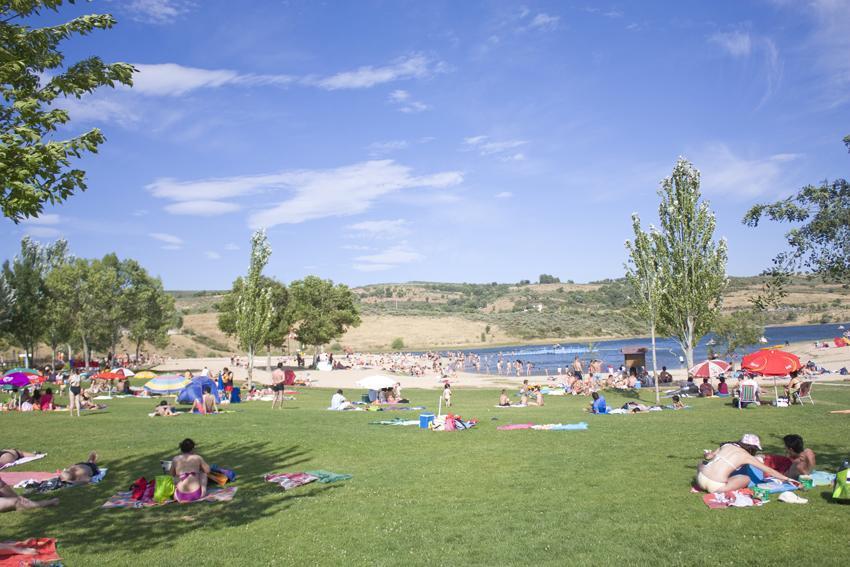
[794,381,814,406]
[738,383,758,410]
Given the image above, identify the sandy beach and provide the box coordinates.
[152,338,850,391]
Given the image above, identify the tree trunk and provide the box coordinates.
[266,344,271,373]
[650,321,660,405]
[684,316,696,369]
[50,343,57,370]
[247,344,254,389]
[135,339,142,363]
[82,336,90,369]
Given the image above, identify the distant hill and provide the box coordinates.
[162,275,850,354]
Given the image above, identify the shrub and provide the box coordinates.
[184,348,197,358]
[390,337,405,350]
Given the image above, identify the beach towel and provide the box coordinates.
[493,404,528,408]
[807,470,836,486]
[102,486,238,509]
[304,470,352,484]
[702,488,765,509]
[496,423,534,430]
[367,405,425,412]
[829,409,850,414]
[530,422,589,430]
[756,478,799,494]
[369,418,418,426]
[18,468,107,493]
[0,538,61,567]
[0,454,45,471]
[0,471,57,485]
[264,472,318,490]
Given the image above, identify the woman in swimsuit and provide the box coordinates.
[58,452,100,484]
[0,449,36,467]
[169,438,210,503]
[696,434,799,493]
[68,371,82,417]
[0,478,59,512]
[498,389,511,406]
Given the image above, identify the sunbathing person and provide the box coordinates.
[671,395,685,409]
[154,400,175,416]
[0,449,37,467]
[498,389,511,406]
[696,434,799,493]
[784,371,802,401]
[58,452,100,485]
[169,438,210,503]
[193,386,218,414]
[0,479,59,512]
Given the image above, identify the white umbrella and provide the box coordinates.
[356,375,397,390]
[113,368,135,377]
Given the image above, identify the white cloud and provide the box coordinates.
[387,89,430,113]
[367,140,409,156]
[224,242,239,251]
[247,161,462,228]
[389,89,410,102]
[22,214,60,225]
[808,0,850,107]
[309,54,442,90]
[398,101,430,113]
[126,0,193,24]
[20,214,61,238]
[495,191,513,198]
[464,135,529,157]
[163,201,242,216]
[132,209,149,217]
[342,244,372,251]
[22,226,60,238]
[353,245,423,271]
[694,144,801,198]
[131,63,294,97]
[347,219,409,237]
[54,96,140,127]
[525,13,560,31]
[710,31,752,57]
[205,251,221,260]
[149,232,183,247]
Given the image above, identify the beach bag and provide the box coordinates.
[207,471,228,486]
[444,414,456,431]
[833,468,850,502]
[153,475,174,502]
[130,477,148,501]
[211,465,237,483]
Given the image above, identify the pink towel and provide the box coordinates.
[0,471,58,485]
[496,423,534,430]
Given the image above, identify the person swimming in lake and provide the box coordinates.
[696,434,799,493]
[169,438,210,503]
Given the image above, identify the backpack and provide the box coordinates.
[833,468,850,502]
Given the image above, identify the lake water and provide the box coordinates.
[453,321,850,374]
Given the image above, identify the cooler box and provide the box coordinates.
[419,413,435,429]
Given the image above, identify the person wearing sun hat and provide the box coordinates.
[695,433,800,493]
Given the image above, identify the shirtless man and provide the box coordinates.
[194,386,218,414]
[783,434,816,479]
[169,438,210,503]
[0,479,59,512]
[571,356,583,380]
[271,362,286,409]
[58,452,100,485]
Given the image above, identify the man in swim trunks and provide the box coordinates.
[169,438,210,503]
[0,479,59,512]
[58,452,100,484]
[271,362,286,409]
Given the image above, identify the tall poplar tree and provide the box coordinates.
[653,158,728,368]
[235,230,275,388]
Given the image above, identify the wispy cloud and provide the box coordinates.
[464,135,528,159]
[347,219,409,238]
[54,95,140,127]
[132,63,293,96]
[205,251,221,260]
[522,13,560,32]
[308,54,445,90]
[387,89,430,113]
[367,140,409,156]
[149,232,184,249]
[807,0,850,107]
[353,245,423,271]
[125,0,194,24]
[148,161,462,227]
[20,214,62,238]
[495,191,513,199]
[224,242,239,251]
[709,31,752,57]
[694,144,801,198]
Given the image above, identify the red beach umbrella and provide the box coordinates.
[92,371,122,380]
[741,349,802,376]
[689,359,731,378]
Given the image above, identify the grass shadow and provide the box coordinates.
[8,440,330,554]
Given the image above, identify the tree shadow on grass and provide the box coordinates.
[9,440,339,554]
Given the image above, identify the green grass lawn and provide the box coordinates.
[2,384,850,566]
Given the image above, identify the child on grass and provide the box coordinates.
[443,383,452,407]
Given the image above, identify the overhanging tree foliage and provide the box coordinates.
[711,311,764,358]
[625,213,663,404]
[654,158,728,369]
[1,0,135,221]
[743,135,850,293]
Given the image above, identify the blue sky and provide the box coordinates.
[3,0,849,289]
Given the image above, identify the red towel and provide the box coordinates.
[0,539,61,566]
[763,455,793,474]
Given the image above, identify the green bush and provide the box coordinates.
[184,348,197,358]
[390,337,405,350]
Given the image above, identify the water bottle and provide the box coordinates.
[842,458,849,471]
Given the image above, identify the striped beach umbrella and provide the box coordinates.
[688,359,731,378]
[143,374,190,395]
[3,367,39,376]
[112,368,135,377]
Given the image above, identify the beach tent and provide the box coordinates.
[144,374,190,395]
[177,376,221,405]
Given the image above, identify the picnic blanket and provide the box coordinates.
[702,488,765,509]
[0,471,57,485]
[497,422,588,431]
[367,405,425,412]
[18,468,107,492]
[756,478,799,494]
[369,418,418,426]
[497,423,534,430]
[806,471,837,486]
[0,454,45,471]
[0,538,61,567]
[494,404,528,408]
[264,471,352,490]
[102,486,238,509]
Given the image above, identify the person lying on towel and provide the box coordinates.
[169,438,210,503]
[0,479,58,512]
[58,452,100,485]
